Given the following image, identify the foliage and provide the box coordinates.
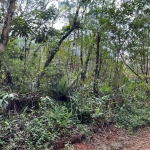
[0,0,150,148]
[116,100,150,131]
[0,93,18,113]
[116,81,150,131]
[0,96,88,149]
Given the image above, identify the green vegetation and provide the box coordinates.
[0,0,150,149]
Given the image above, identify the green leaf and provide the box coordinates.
[3,120,10,126]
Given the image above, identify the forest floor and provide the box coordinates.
[58,125,150,150]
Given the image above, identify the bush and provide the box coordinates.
[0,96,77,149]
[116,100,150,131]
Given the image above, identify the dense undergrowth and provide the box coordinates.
[0,77,150,149]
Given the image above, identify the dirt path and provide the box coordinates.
[61,126,150,150]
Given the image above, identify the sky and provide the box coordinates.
[47,0,65,29]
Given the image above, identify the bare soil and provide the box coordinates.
[58,125,150,150]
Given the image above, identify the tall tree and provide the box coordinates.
[43,0,88,70]
[0,0,17,53]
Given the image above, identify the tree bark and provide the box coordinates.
[0,0,16,53]
[81,48,91,81]
[93,32,101,95]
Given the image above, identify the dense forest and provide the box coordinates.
[0,0,150,149]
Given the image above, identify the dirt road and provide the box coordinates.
[71,126,150,150]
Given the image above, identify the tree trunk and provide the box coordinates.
[81,48,91,81]
[0,0,16,53]
[44,27,75,69]
[93,32,101,95]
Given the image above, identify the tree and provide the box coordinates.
[0,0,17,53]
[43,0,88,70]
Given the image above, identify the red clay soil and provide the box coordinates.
[58,125,150,150]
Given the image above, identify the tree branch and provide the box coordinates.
[43,2,82,69]
[120,53,142,80]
